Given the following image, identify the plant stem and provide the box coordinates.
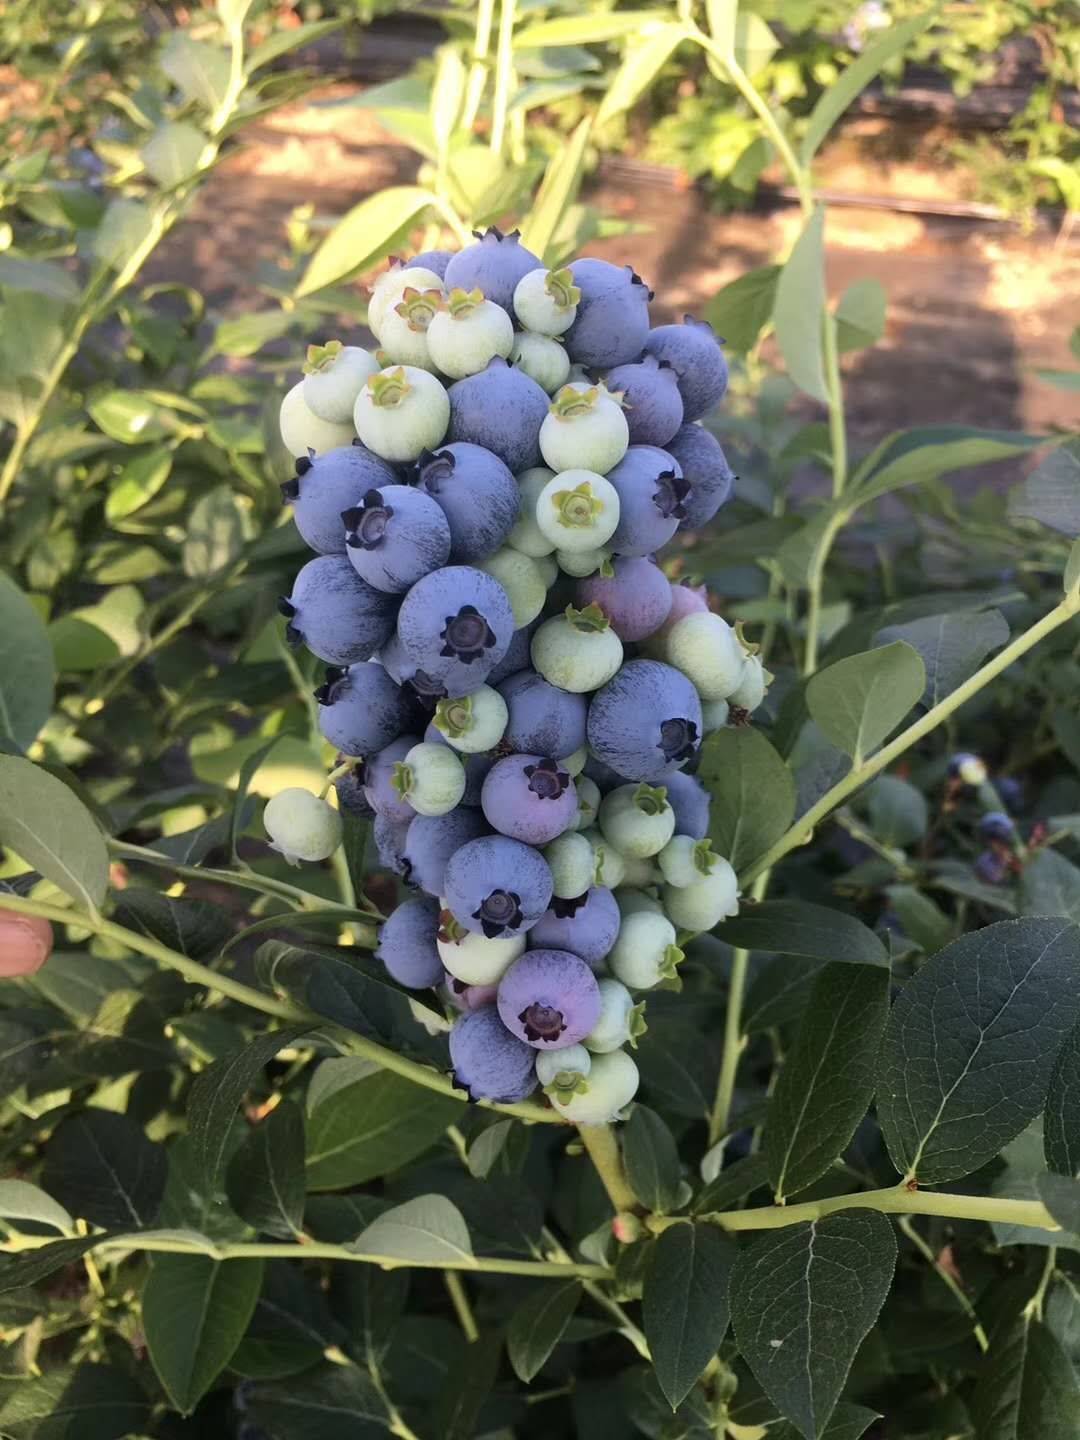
[898,1215,989,1353]
[461,0,497,130]
[109,838,336,913]
[1026,1245,1057,1321]
[444,1271,480,1341]
[578,1123,638,1212]
[741,589,1080,886]
[822,313,847,499]
[708,870,770,1146]
[489,0,517,157]
[540,1227,650,1359]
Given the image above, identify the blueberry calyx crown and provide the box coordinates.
[390,762,414,799]
[523,757,570,801]
[652,470,691,520]
[550,384,601,420]
[659,944,686,981]
[551,481,604,530]
[546,268,581,310]
[277,596,296,619]
[445,287,486,319]
[551,891,589,920]
[414,448,455,494]
[434,695,473,740]
[473,888,523,938]
[394,287,442,331]
[302,339,343,375]
[342,490,392,550]
[313,665,349,706]
[628,267,655,300]
[693,838,718,876]
[633,782,668,817]
[659,715,699,763]
[472,225,522,243]
[440,604,496,663]
[544,1070,589,1102]
[519,1002,566,1044]
[628,1001,648,1047]
[368,368,411,409]
[407,669,449,701]
[280,477,301,502]
[564,602,610,635]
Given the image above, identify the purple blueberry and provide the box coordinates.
[603,355,684,447]
[587,659,703,782]
[364,734,423,823]
[577,556,672,642]
[376,895,443,989]
[446,358,550,474]
[606,446,690,557]
[443,227,542,313]
[413,444,520,563]
[481,754,578,846]
[402,807,490,897]
[280,444,398,555]
[279,555,397,667]
[343,485,451,594]
[443,835,553,938]
[663,770,711,840]
[396,565,515,697]
[978,811,1016,843]
[335,767,375,819]
[975,849,1010,885]
[496,948,601,1049]
[582,753,631,793]
[316,662,419,758]
[487,624,537,686]
[373,813,411,875]
[449,1005,538,1102]
[378,632,449,702]
[563,259,652,369]
[405,249,453,279]
[498,670,587,758]
[664,423,736,530]
[643,316,729,422]
[528,886,620,968]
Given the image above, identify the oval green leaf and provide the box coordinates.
[806,640,925,763]
[0,574,54,752]
[0,756,109,910]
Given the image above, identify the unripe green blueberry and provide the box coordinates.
[701,697,730,732]
[531,604,623,692]
[609,910,684,989]
[551,1048,640,1124]
[544,831,596,899]
[728,653,769,712]
[556,547,613,579]
[433,686,508,753]
[510,331,570,393]
[478,547,547,627]
[353,366,450,462]
[379,287,444,373]
[302,341,380,423]
[534,552,559,589]
[598,783,675,859]
[368,264,445,338]
[536,1042,591,1104]
[582,828,626,889]
[438,910,524,984]
[507,467,556,558]
[658,834,719,888]
[620,853,659,888]
[662,858,740,932]
[562,744,588,778]
[393,742,466,817]
[279,381,355,458]
[615,886,665,919]
[584,980,648,1054]
[539,385,629,475]
[573,776,601,832]
[263,788,343,865]
[427,288,514,379]
[665,612,745,700]
[513,267,580,336]
[535,470,620,554]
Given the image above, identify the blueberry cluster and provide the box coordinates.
[269,230,768,1124]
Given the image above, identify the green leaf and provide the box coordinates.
[1045,1016,1080,1176]
[884,884,953,954]
[806,641,924,764]
[354,1195,473,1264]
[643,1222,736,1410]
[730,1211,896,1439]
[1009,445,1080,537]
[515,11,669,45]
[183,485,247,577]
[768,1405,881,1440]
[0,1180,73,1235]
[875,608,1009,708]
[105,446,173,522]
[247,1364,390,1439]
[1038,1173,1080,1233]
[698,727,795,873]
[705,264,780,353]
[595,23,688,125]
[734,12,778,74]
[161,31,231,110]
[0,254,79,303]
[773,207,827,403]
[187,1026,307,1194]
[714,899,887,966]
[1065,537,1080,596]
[971,1312,1080,1439]
[764,963,890,1200]
[864,774,927,847]
[693,1153,770,1214]
[878,918,1080,1184]
[834,278,886,353]
[855,426,1048,505]
[296,186,439,298]
[212,308,299,358]
[143,1253,263,1414]
[87,389,171,444]
[706,0,737,52]
[305,1068,463,1190]
[0,1236,103,1296]
[94,198,155,269]
[1020,849,1080,925]
[114,888,232,958]
[507,1280,582,1383]
[140,121,206,187]
[622,1105,681,1213]
[519,117,593,266]
[226,1099,305,1239]
[0,756,109,910]
[42,1110,167,1228]
[49,585,145,670]
[0,573,54,752]
[246,19,346,71]
[0,1364,151,1439]
[800,11,938,165]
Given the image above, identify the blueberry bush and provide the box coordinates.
[1,3,1080,1439]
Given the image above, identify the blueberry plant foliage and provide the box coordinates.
[1,4,1080,1440]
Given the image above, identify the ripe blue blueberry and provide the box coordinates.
[563,259,652,369]
[606,446,690,557]
[443,227,543,313]
[577,556,673,642]
[316,662,419,759]
[376,895,444,989]
[335,766,375,819]
[279,555,397,666]
[443,834,553,938]
[401,808,490,897]
[486,623,537,687]
[413,443,520,564]
[280,444,397,555]
[528,885,620,968]
[663,770,711,840]
[373,813,411,875]
[498,669,587,759]
[497,948,602,1049]
[603,354,684,447]
[449,1005,538,1102]
[481,754,578,846]
[396,565,515,696]
[343,485,452,595]
[364,734,424,823]
[643,316,729,422]
[978,811,1016,844]
[587,659,703,782]
[405,249,453,279]
[664,423,736,530]
[446,358,550,473]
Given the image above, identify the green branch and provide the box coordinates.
[579,1123,639,1212]
[709,869,770,1146]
